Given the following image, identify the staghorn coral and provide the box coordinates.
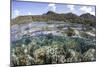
[34,47,46,64]
[82,48,96,62]
[33,44,66,64]
[11,44,35,66]
[11,34,96,66]
[65,49,82,62]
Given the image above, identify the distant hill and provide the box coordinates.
[80,13,95,20]
[44,11,58,15]
[80,13,96,27]
[11,11,96,27]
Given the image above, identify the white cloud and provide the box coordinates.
[28,12,32,15]
[89,11,95,16]
[48,3,56,12]
[80,6,91,12]
[67,5,75,11]
[14,10,20,17]
[79,6,95,15]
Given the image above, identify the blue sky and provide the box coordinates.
[12,0,96,18]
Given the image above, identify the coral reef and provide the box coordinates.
[11,34,96,66]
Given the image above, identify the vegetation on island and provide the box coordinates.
[11,11,96,27]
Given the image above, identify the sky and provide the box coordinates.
[11,0,96,19]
